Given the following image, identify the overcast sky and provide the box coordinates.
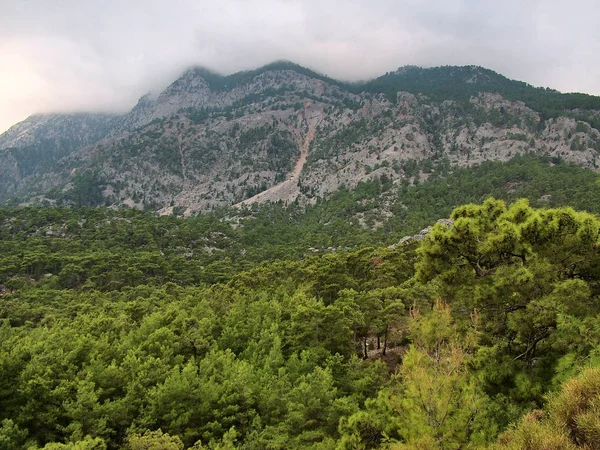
[1,0,599,132]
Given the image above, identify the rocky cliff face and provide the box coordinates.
[1,63,599,212]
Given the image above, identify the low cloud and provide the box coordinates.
[1,0,599,132]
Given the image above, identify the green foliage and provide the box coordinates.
[389,155,600,237]
[493,367,600,449]
[339,302,494,449]
[416,198,600,429]
[0,226,412,448]
[50,170,105,207]
[359,65,600,126]
[0,419,28,450]
[124,429,184,450]
[4,194,600,448]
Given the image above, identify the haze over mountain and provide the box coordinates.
[1,61,600,215]
[2,0,600,133]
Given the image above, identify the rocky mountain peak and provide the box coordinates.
[118,63,349,132]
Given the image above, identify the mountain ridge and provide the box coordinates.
[2,61,600,214]
[5,60,600,136]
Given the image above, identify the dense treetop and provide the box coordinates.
[3,193,600,448]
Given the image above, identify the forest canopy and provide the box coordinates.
[2,198,600,449]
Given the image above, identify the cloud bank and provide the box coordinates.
[1,0,599,132]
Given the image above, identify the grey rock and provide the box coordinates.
[1,63,599,213]
[393,219,454,247]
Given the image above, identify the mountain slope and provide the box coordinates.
[0,113,120,201]
[362,65,600,120]
[2,63,600,212]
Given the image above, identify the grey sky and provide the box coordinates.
[1,0,599,132]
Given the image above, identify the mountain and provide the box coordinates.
[0,113,120,201]
[4,63,600,450]
[1,62,600,213]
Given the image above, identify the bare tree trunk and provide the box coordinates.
[382,325,389,356]
[363,336,368,359]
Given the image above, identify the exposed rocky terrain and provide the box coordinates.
[0,113,120,201]
[1,62,599,213]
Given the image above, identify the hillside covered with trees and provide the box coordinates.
[3,161,600,448]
